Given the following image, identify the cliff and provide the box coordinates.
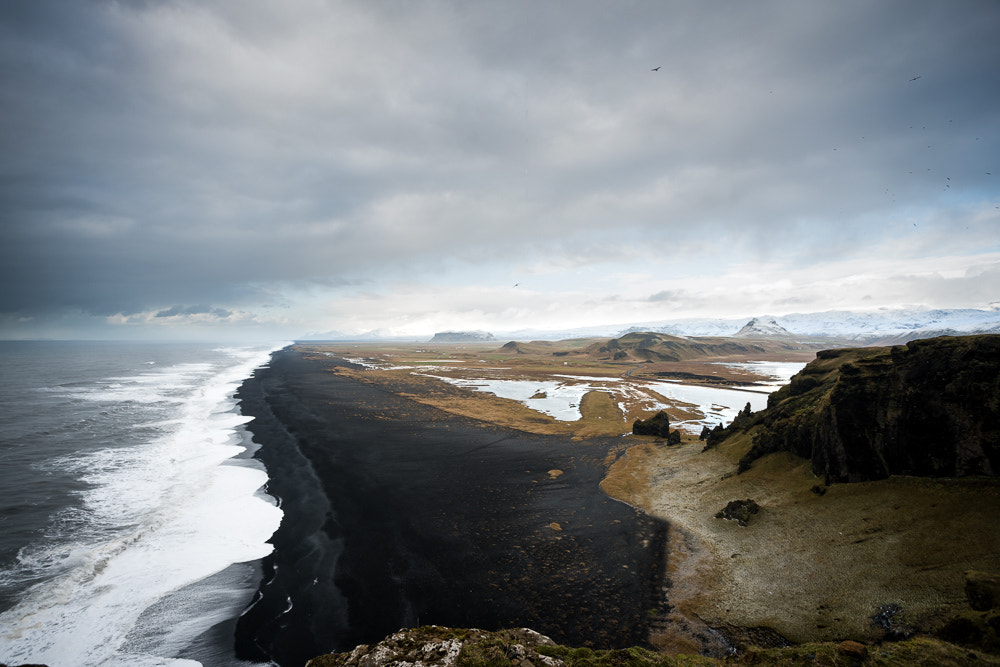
[720,335,1000,482]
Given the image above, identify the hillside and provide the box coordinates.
[720,334,1000,482]
[578,331,817,363]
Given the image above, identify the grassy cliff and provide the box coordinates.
[721,335,1000,482]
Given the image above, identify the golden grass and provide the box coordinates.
[605,434,1000,647]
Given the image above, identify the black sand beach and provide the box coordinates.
[234,348,668,667]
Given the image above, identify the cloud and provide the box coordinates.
[1,0,999,338]
[154,305,233,319]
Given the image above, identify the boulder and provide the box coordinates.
[837,640,868,660]
[966,571,1000,611]
[714,499,760,527]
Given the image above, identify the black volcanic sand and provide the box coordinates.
[234,348,668,667]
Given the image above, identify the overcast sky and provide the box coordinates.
[2,0,998,340]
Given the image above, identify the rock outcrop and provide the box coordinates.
[714,499,760,527]
[967,571,1000,612]
[305,626,563,667]
[724,335,1000,482]
[304,624,1000,667]
[632,410,681,444]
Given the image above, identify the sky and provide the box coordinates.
[1,0,998,341]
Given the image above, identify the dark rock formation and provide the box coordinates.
[967,571,1000,611]
[714,499,760,526]
[632,410,672,437]
[724,335,1000,482]
[731,402,754,428]
[938,571,1000,655]
[430,331,495,342]
[632,410,681,444]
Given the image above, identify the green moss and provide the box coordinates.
[738,636,1000,665]
[308,631,1000,667]
[937,608,1000,654]
[533,643,714,667]
[458,636,516,667]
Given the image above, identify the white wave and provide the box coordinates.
[0,343,287,667]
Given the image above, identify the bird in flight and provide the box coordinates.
[651,66,661,71]
[909,75,922,81]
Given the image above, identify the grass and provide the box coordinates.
[307,626,1000,667]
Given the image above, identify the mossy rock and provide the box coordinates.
[938,608,1000,655]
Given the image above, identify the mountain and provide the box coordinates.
[579,331,806,362]
[714,334,1000,483]
[497,307,1000,342]
[734,316,793,338]
[429,330,496,342]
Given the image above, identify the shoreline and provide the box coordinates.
[234,348,670,666]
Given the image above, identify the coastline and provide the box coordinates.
[234,347,669,667]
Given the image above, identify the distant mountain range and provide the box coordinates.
[506,307,1000,343]
[300,307,1000,344]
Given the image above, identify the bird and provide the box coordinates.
[651,66,660,71]
[909,75,922,81]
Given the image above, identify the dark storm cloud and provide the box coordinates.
[155,304,232,318]
[1,0,998,332]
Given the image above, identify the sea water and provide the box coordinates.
[0,341,286,667]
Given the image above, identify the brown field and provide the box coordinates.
[295,339,814,438]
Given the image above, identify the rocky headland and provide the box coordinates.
[716,334,1000,481]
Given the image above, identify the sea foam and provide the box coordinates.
[0,343,286,667]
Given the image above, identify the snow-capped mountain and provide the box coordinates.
[499,307,1000,342]
[734,316,794,338]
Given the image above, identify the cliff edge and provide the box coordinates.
[723,334,1000,482]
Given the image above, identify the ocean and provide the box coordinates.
[0,340,286,667]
